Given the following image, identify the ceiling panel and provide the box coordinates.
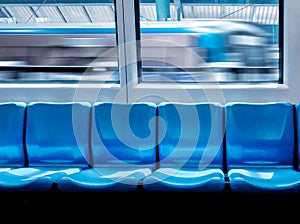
[1,3,279,25]
[32,5,65,23]
[85,5,115,22]
[58,5,90,23]
[5,6,36,23]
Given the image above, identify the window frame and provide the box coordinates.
[0,0,297,105]
[0,0,127,103]
[124,0,295,105]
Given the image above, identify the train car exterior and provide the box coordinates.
[0,19,272,82]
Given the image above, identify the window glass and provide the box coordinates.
[0,0,118,83]
[139,0,280,83]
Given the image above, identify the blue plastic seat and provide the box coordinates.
[295,103,300,171]
[143,102,225,192]
[56,102,157,192]
[0,102,43,190]
[226,102,300,193]
[0,102,91,191]
[0,102,26,170]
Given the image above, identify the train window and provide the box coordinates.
[138,0,281,84]
[0,0,119,83]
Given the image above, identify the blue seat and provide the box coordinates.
[0,102,26,170]
[226,102,300,193]
[0,102,91,191]
[143,102,225,192]
[56,102,157,192]
[295,103,300,171]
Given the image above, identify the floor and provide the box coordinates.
[0,190,299,223]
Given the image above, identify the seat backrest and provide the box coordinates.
[0,102,26,167]
[26,102,91,168]
[226,102,294,169]
[91,102,157,170]
[158,102,224,169]
[295,102,300,170]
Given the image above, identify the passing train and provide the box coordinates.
[0,19,276,82]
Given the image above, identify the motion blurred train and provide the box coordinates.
[0,19,276,81]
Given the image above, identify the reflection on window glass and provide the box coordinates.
[139,0,280,83]
[0,0,118,83]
